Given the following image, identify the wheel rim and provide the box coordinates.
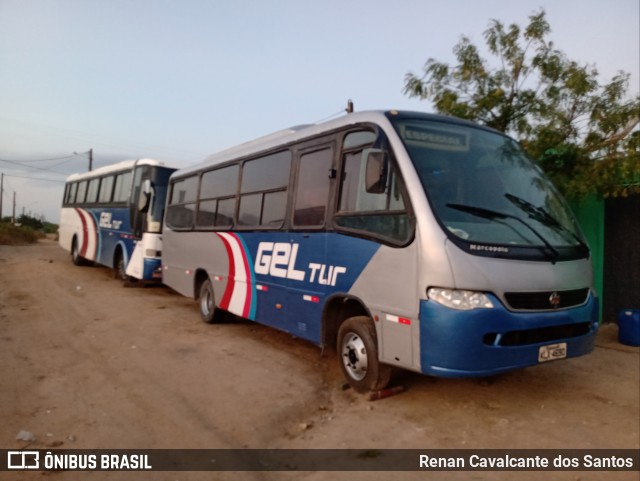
[341,332,368,381]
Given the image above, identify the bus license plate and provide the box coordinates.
[538,343,567,363]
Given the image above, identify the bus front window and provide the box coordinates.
[391,118,588,261]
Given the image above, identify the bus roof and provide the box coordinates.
[172,110,496,179]
[65,158,175,182]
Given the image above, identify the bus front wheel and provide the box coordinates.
[114,250,137,286]
[337,316,391,393]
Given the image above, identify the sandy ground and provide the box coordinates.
[1,239,638,481]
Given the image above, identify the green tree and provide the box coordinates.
[403,9,639,198]
[17,214,44,230]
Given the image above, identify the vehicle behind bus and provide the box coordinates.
[59,159,176,283]
[161,111,598,392]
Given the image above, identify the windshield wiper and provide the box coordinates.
[446,203,560,261]
[504,193,589,253]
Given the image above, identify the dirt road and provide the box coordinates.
[1,240,638,481]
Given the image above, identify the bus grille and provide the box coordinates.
[504,288,589,311]
[483,322,592,347]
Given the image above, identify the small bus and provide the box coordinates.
[59,158,176,283]
[161,110,598,392]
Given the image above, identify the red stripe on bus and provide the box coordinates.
[229,232,253,318]
[217,234,236,311]
[75,208,89,257]
[85,209,97,260]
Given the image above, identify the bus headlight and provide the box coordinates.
[427,288,494,310]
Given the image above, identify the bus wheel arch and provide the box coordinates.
[337,316,392,392]
[322,295,370,350]
[193,269,209,300]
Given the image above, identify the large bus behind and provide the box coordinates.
[59,159,176,283]
[162,110,598,392]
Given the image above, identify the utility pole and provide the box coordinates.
[12,191,16,224]
[0,172,3,220]
[74,149,94,170]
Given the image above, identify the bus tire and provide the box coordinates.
[71,237,85,266]
[337,316,391,393]
[114,250,137,287]
[199,278,221,324]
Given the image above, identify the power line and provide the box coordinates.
[50,156,83,169]
[314,108,348,124]
[2,173,66,183]
[0,154,81,163]
[0,158,69,175]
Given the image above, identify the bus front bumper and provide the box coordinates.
[418,293,599,378]
[143,258,163,281]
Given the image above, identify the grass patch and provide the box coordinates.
[0,222,43,245]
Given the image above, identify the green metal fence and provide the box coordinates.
[569,196,605,322]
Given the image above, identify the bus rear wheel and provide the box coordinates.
[337,316,392,393]
[71,238,85,266]
[199,278,222,323]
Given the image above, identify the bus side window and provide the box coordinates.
[197,164,238,228]
[76,181,88,204]
[166,176,198,229]
[65,182,78,205]
[113,172,133,203]
[98,175,115,204]
[86,178,100,204]
[238,150,291,228]
[335,131,411,244]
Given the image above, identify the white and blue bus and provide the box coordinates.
[161,110,598,392]
[59,159,176,283]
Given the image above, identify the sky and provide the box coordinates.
[0,0,638,223]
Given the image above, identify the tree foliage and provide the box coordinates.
[403,9,639,198]
[17,214,44,230]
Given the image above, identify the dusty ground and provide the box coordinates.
[1,239,638,481]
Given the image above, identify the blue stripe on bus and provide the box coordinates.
[234,232,381,344]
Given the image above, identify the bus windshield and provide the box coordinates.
[148,166,173,232]
[391,117,588,261]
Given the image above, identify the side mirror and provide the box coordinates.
[365,149,387,194]
[138,179,152,213]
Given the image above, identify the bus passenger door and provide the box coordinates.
[284,144,335,343]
